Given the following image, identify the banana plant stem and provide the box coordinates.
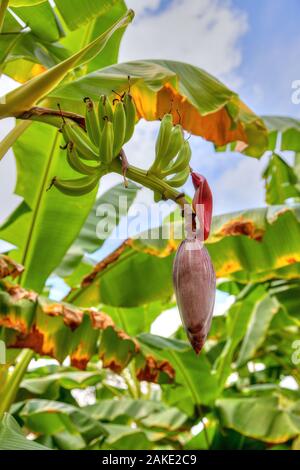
[0,0,9,33]
[0,349,33,419]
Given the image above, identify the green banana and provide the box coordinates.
[150,114,173,173]
[123,93,136,144]
[51,174,100,196]
[99,119,114,164]
[166,166,190,188]
[84,97,100,146]
[158,124,184,170]
[98,94,113,129]
[66,143,101,176]
[113,101,126,157]
[161,140,191,177]
[62,121,99,161]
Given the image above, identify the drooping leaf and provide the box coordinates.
[20,370,104,399]
[68,205,300,310]
[18,399,108,442]
[2,2,128,84]
[262,115,300,152]
[262,153,300,204]
[56,182,139,279]
[0,283,142,373]
[214,285,267,387]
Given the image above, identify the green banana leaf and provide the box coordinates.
[2,1,128,84]
[0,281,177,378]
[18,399,108,442]
[138,334,219,412]
[10,1,64,42]
[236,294,281,367]
[67,204,300,309]
[213,285,267,387]
[262,153,300,204]
[262,115,300,152]
[0,413,49,450]
[217,395,300,444]
[56,181,139,279]
[0,9,134,117]
[0,122,98,292]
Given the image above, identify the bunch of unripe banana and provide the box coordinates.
[148,114,192,200]
[50,92,136,196]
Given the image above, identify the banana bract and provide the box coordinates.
[173,239,216,354]
[191,172,213,241]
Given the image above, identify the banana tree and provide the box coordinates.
[1,0,299,450]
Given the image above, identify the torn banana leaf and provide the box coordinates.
[44,59,268,154]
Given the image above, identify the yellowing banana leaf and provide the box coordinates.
[0,254,24,280]
[67,239,175,308]
[217,396,300,444]
[138,334,219,410]
[45,60,267,153]
[0,9,134,118]
[2,1,127,84]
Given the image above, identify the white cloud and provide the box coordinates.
[125,0,161,17]
[122,0,248,79]
[212,153,267,214]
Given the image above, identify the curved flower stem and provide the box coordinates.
[110,154,189,210]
